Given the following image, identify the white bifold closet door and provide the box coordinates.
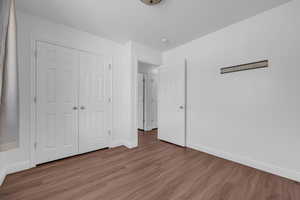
[36,41,111,164]
[78,52,111,154]
[36,42,79,164]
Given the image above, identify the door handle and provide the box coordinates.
[179,106,185,109]
[73,106,78,110]
[80,106,86,110]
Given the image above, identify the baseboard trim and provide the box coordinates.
[188,143,300,183]
[0,169,6,186]
[123,141,138,149]
[0,160,32,186]
[110,140,125,148]
[5,161,31,175]
[110,140,138,149]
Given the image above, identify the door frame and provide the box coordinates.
[137,73,145,130]
[131,57,158,148]
[132,57,187,148]
[29,38,113,167]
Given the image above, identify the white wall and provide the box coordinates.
[0,152,5,185]
[163,0,300,181]
[2,11,131,174]
[114,42,133,147]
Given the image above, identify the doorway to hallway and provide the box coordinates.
[137,61,159,145]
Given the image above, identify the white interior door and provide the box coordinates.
[158,62,186,146]
[78,52,111,154]
[138,73,144,130]
[36,41,79,164]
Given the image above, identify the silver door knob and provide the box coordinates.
[80,106,85,110]
[73,107,78,110]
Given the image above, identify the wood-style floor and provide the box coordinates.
[1,130,300,200]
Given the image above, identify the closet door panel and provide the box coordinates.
[36,41,79,164]
[79,52,110,154]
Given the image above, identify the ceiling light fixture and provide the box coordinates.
[140,0,162,6]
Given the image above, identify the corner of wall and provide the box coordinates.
[123,140,138,149]
[5,160,31,175]
[0,169,6,186]
[0,159,32,186]
[109,139,138,149]
[110,140,125,148]
[0,152,6,186]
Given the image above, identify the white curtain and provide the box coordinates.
[0,0,19,152]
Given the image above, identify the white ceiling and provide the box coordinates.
[16,0,290,51]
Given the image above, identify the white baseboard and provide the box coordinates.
[123,141,138,149]
[110,139,138,149]
[0,169,6,186]
[5,161,31,175]
[110,140,125,148]
[188,143,300,183]
[0,160,32,187]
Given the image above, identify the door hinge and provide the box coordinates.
[34,49,37,58]
[108,64,112,70]
[34,142,37,150]
[34,96,37,104]
[108,97,112,103]
[108,130,112,136]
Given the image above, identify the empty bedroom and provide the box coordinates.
[1,0,300,199]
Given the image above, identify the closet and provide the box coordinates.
[35,41,112,164]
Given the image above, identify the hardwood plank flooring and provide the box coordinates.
[1,130,300,200]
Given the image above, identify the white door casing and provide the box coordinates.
[36,41,79,164]
[158,61,186,146]
[78,52,111,154]
[149,74,158,130]
[138,73,144,130]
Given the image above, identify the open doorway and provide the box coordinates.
[137,61,159,146]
